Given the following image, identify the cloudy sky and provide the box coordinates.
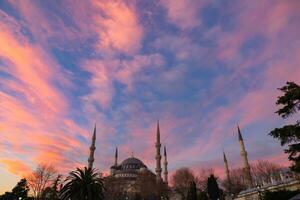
[0,0,300,193]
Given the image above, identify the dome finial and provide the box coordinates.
[131,150,134,158]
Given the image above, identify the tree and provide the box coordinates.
[0,192,13,200]
[27,163,57,199]
[172,167,197,199]
[197,168,215,191]
[251,160,282,183]
[207,175,220,200]
[12,178,29,200]
[59,167,105,200]
[0,179,29,200]
[41,175,62,200]
[198,191,209,200]
[198,168,215,190]
[269,81,300,172]
[186,181,197,200]
[222,168,247,196]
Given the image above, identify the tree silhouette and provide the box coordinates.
[0,179,29,200]
[60,167,105,200]
[186,181,197,200]
[12,178,29,199]
[207,175,220,200]
[270,81,300,172]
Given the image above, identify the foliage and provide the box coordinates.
[222,167,247,196]
[186,181,197,200]
[198,191,209,200]
[12,178,29,199]
[0,192,14,200]
[262,190,300,200]
[172,167,197,199]
[27,163,57,199]
[41,175,62,200]
[0,179,29,200]
[59,167,105,200]
[251,160,282,184]
[269,81,300,172]
[275,82,300,118]
[222,160,282,196]
[207,175,220,200]
[196,168,215,191]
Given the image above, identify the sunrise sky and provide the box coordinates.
[0,0,300,194]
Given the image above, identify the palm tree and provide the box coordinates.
[60,167,105,200]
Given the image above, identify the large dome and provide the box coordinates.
[120,157,147,170]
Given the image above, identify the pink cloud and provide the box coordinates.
[216,0,299,61]
[0,10,91,178]
[92,0,143,54]
[82,54,164,108]
[160,0,207,29]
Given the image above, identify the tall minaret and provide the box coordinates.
[114,147,118,166]
[155,121,162,182]
[223,151,231,186]
[163,145,168,185]
[88,125,96,170]
[238,125,253,187]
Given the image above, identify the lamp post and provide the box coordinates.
[256,185,262,200]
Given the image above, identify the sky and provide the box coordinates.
[0,0,300,194]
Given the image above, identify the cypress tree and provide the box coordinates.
[207,175,220,200]
[186,181,197,200]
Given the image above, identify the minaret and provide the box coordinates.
[114,147,118,166]
[238,125,253,187]
[88,125,96,170]
[163,145,168,185]
[155,121,162,182]
[223,151,231,186]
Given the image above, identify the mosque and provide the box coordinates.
[86,122,300,200]
[87,122,169,199]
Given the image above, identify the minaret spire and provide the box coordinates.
[114,147,118,166]
[163,145,168,185]
[223,151,231,187]
[238,125,243,141]
[237,125,253,187]
[88,124,96,170]
[155,121,162,182]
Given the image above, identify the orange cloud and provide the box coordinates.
[0,159,32,177]
[0,17,66,118]
[0,10,90,178]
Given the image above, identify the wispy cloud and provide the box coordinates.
[0,0,299,193]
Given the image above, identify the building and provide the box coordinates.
[236,171,300,200]
[88,122,169,200]
[223,126,300,200]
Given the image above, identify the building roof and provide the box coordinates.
[120,157,147,169]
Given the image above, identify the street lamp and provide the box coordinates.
[231,193,234,200]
